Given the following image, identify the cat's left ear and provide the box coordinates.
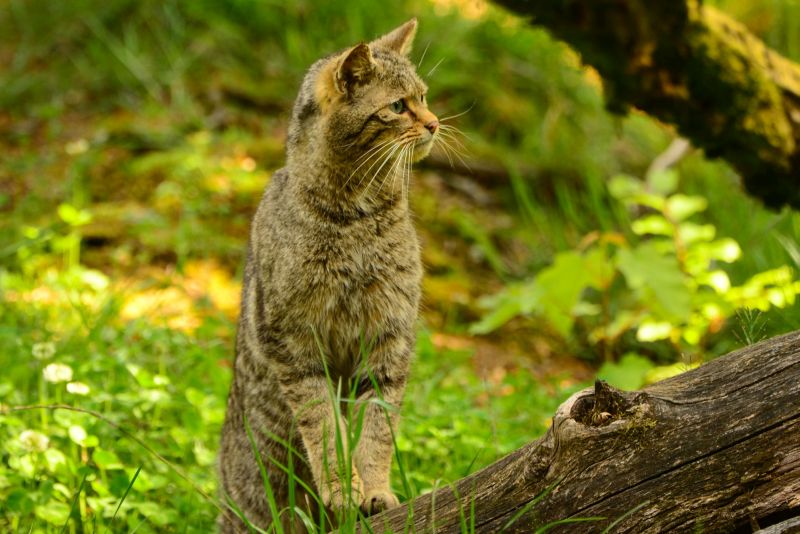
[372,18,417,56]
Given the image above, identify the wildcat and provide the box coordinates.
[218,19,438,532]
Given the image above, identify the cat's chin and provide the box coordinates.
[412,139,433,161]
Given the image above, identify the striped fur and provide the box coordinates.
[219,19,437,532]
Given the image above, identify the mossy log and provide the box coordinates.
[360,330,800,533]
[491,0,800,209]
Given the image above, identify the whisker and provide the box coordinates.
[436,137,455,168]
[378,144,403,195]
[437,127,468,145]
[437,130,470,155]
[438,101,476,122]
[351,137,397,166]
[384,143,409,196]
[361,141,405,195]
[353,142,400,190]
[417,40,432,69]
[436,136,472,171]
[437,132,470,158]
[426,57,445,78]
[438,123,472,140]
[404,142,413,200]
[342,140,398,190]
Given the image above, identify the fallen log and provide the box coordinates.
[362,330,800,533]
[490,0,800,209]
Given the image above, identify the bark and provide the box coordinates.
[490,0,800,209]
[360,330,800,533]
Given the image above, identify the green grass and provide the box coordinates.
[0,262,577,531]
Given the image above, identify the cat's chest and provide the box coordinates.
[284,217,419,323]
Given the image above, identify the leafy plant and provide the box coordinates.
[473,169,800,366]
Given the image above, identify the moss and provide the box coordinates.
[685,3,795,165]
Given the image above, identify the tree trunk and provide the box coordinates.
[490,0,800,210]
[361,330,800,533]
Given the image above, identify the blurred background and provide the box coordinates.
[2,0,800,531]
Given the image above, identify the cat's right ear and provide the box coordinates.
[334,43,376,95]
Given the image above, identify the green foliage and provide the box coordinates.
[396,332,576,498]
[474,169,800,364]
[0,234,577,531]
[2,0,800,531]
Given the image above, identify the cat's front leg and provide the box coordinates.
[277,368,364,511]
[354,333,412,515]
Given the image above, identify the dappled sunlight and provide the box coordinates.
[119,260,241,332]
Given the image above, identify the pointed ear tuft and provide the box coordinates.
[372,18,418,56]
[334,43,376,95]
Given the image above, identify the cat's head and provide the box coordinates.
[288,19,438,191]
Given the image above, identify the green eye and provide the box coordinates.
[389,100,405,114]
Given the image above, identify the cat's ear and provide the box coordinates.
[334,43,376,95]
[372,18,417,56]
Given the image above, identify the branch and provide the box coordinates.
[491,0,800,209]
[360,330,800,532]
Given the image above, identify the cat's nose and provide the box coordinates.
[425,120,439,134]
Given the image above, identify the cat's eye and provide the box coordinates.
[389,100,405,114]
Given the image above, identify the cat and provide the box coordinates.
[218,18,438,532]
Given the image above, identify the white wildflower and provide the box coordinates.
[66,381,90,395]
[42,363,73,383]
[68,425,87,445]
[20,430,49,452]
[32,342,56,360]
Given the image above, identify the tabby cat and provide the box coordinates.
[218,19,438,532]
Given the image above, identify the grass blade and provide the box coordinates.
[60,473,87,534]
[106,465,142,533]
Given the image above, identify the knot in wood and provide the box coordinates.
[570,380,644,427]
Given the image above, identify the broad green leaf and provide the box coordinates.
[616,243,692,320]
[35,501,71,525]
[632,214,672,236]
[470,282,541,334]
[590,310,638,343]
[666,194,707,221]
[636,320,673,342]
[536,251,594,337]
[644,361,699,384]
[68,425,87,445]
[608,174,642,199]
[700,270,731,293]
[582,247,616,290]
[631,192,666,211]
[678,222,715,244]
[57,203,92,226]
[93,448,124,470]
[597,353,655,390]
[708,238,742,263]
[44,448,67,473]
[647,169,679,195]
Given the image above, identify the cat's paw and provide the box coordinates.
[321,474,364,511]
[360,489,400,516]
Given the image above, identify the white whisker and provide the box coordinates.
[438,102,476,122]
[404,142,413,200]
[361,141,405,195]
[438,123,472,141]
[417,40,432,69]
[436,136,471,171]
[426,57,445,78]
[342,140,398,190]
